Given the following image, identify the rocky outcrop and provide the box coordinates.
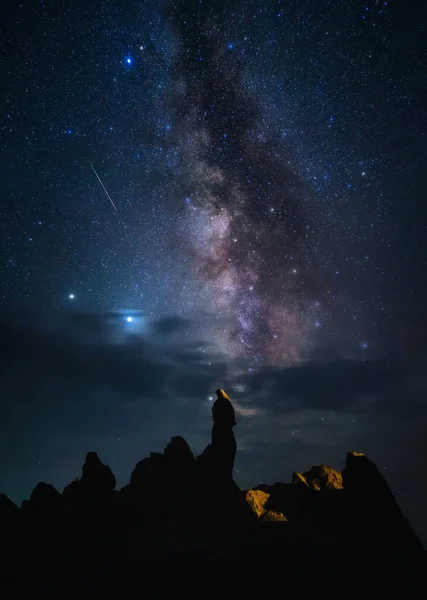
[0,388,425,593]
[245,489,286,521]
[343,451,397,504]
[21,482,62,514]
[206,388,238,482]
[63,451,116,502]
[81,451,116,492]
[195,391,255,526]
[131,436,195,488]
[292,464,343,490]
[0,493,19,522]
[123,436,197,516]
[341,451,425,555]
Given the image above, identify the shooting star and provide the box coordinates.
[87,159,118,211]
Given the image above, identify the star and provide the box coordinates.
[68,294,75,300]
[126,316,133,323]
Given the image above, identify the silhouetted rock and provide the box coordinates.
[22,482,62,515]
[63,451,115,501]
[198,388,237,485]
[132,436,195,485]
[0,389,425,595]
[0,493,19,521]
[126,436,196,517]
[212,388,236,428]
[62,478,80,499]
[252,481,311,521]
[343,451,394,500]
[132,436,195,487]
[81,451,116,492]
[341,451,425,554]
[194,391,258,530]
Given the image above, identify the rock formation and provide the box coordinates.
[196,388,237,484]
[0,492,19,521]
[125,436,197,516]
[62,451,116,499]
[21,481,62,515]
[293,464,343,490]
[81,451,116,492]
[211,388,237,478]
[245,489,286,521]
[0,387,425,595]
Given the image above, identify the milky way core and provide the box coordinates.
[170,0,320,365]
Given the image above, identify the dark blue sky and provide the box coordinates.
[1,0,426,541]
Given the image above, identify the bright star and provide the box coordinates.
[125,56,132,65]
[68,294,75,300]
[126,316,133,323]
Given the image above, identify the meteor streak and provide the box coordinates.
[88,159,118,211]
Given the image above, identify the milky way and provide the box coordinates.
[169,0,322,364]
[2,0,424,366]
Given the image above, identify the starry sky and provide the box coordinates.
[1,0,427,541]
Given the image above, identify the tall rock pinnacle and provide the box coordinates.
[211,388,237,480]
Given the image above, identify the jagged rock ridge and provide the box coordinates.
[1,388,425,596]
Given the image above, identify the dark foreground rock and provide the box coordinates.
[1,389,425,597]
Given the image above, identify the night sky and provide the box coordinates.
[1,1,427,541]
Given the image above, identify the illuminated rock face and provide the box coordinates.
[245,489,287,521]
[297,465,344,491]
